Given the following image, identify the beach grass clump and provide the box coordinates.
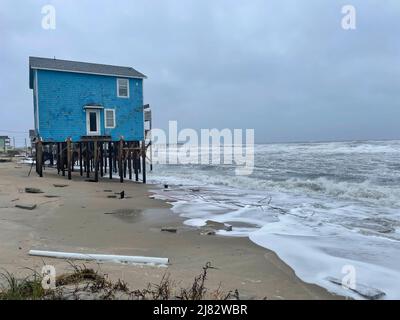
[0,270,46,300]
[56,263,104,286]
[0,263,239,300]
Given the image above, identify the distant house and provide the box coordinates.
[0,136,11,153]
[28,57,150,182]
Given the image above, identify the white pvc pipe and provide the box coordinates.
[29,250,169,266]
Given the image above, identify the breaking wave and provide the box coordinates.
[148,140,400,299]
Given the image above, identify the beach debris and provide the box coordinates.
[199,221,232,235]
[28,250,169,266]
[43,195,60,198]
[103,209,141,219]
[326,277,386,300]
[107,195,117,199]
[25,187,44,194]
[205,220,233,232]
[161,227,178,233]
[15,204,37,210]
[53,184,69,188]
[103,190,113,192]
[190,188,200,192]
[200,229,216,236]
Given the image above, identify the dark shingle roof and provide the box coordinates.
[29,57,146,88]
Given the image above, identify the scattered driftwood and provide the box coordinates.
[25,187,44,194]
[326,277,386,300]
[53,184,69,188]
[15,204,37,210]
[107,195,117,199]
[43,195,60,198]
[161,227,177,233]
[29,250,169,266]
[103,190,113,193]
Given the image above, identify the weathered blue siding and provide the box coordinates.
[36,70,144,142]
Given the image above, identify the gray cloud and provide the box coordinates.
[0,0,399,144]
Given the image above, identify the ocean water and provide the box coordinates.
[148,140,400,299]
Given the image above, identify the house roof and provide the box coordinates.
[29,57,146,89]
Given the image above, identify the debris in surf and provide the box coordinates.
[200,229,216,236]
[326,277,386,300]
[205,220,232,232]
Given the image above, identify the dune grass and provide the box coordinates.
[0,262,239,300]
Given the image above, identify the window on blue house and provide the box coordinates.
[105,109,116,128]
[117,78,129,98]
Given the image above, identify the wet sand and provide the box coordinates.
[0,161,341,299]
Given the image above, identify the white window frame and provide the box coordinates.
[104,109,116,129]
[117,78,129,98]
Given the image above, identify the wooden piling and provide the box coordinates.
[94,141,98,182]
[86,142,90,178]
[61,143,65,177]
[109,142,113,179]
[119,139,123,183]
[123,142,127,179]
[142,140,146,184]
[79,142,83,176]
[57,143,61,174]
[112,143,117,174]
[100,143,104,177]
[104,143,107,175]
[128,142,132,180]
[67,138,72,180]
[37,140,43,177]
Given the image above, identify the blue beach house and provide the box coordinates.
[29,57,150,183]
[29,57,146,141]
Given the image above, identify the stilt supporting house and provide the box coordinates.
[35,138,149,184]
[30,56,151,184]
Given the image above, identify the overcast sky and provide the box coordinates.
[0,0,399,145]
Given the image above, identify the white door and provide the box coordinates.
[86,109,100,136]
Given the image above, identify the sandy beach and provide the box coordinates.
[0,160,340,299]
